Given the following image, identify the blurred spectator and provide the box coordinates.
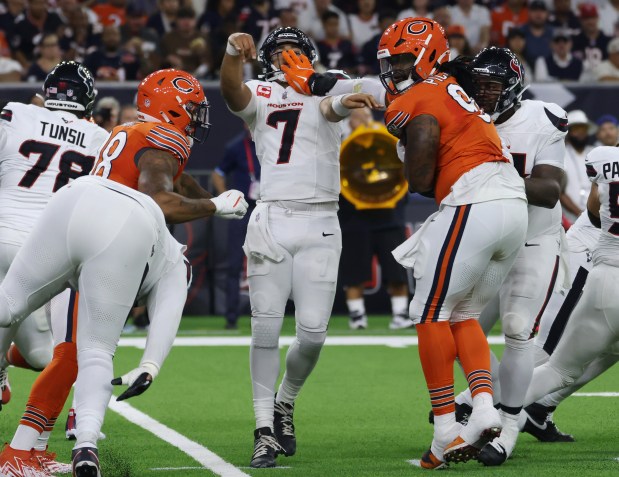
[397,0,432,21]
[347,0,379,50]
[120,4,158,73]
[54,0,99,27]
[0,0,25,38]
[534,28,582,81]
[594,37,619,81]
[521,0,552,66]
[449,0,490,53]
[358,9,395,75]
[595,114,619,146]
[598,0,619,37]
[505,28,531,80]
[146,0,179,36]
[92,0,127,26]
[212,126,261,330]
[93,96,120,132]
[548,0,580,35]
[0,31,22,81]
[561,109,595,222]
[316,10,356,72]
[59,6,101,62]
[278,6,298,27]
[11,0,65,68]
[119,103,138,123]
[572,3,610,82]
[131,0,159,17]
[239,0,278,45]
[490,0,527,46]
[83,24,140,80]
[447,24,472,60]
[432,3,451,30]
[299,0,350,41]
[160,6,211,74]
[198,0,237,36]
[24,33,61,81]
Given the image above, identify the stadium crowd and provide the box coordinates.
[3,0,619,83]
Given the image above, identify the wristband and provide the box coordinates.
[226,41,240,56]
[332,94,352,117]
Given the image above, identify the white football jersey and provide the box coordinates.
[232,80,343,203]
[566,210,600,253]
[0,103,109,236]
[585,146,619,267]
[496,100,567,240]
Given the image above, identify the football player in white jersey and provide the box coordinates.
[524,146,619,416]
[448,48,568,465]
[221,27,378,468]
[0,62,108,414]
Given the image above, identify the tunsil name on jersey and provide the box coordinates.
[39,121,88,148]
[602,161,619,180]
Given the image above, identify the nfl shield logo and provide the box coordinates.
[67,89,74,97]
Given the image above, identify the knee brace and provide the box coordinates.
[251,316,283,349]
[501,312,531,340]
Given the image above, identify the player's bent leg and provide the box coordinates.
[13,307,53,371]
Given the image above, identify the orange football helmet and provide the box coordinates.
[377,17,449,95]
[136,69,211,143]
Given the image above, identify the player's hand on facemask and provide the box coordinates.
[210,189,249,219]
[112,360,159,401]
[281,50,315,95]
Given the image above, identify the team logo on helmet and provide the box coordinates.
[406,20,428,35]
[509,59,522,82]
[172,77,194,93]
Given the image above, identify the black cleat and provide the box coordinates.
[250,427,283,468]
[522,403,574,442]
[71,446,101,477]
[274,400,296,456]
[478,440,508,466]
[428,402,473,425]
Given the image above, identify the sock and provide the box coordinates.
[346,298,365,318]
[499,337,533,414]
[416,322,457,422]
[451,319,493,398]
[11,422,42,451]
[391,296,408,317]
[277,328,325,404]
[6,344,37,371]
[496,409,520,455]
[34,429,53,451]
[455,388,473,407]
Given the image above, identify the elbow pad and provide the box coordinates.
[309,73,339,96]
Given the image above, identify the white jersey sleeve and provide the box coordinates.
[0,103,109,237]
[584,146,619,266]
[326,77,387,108]
[230,80,343,203]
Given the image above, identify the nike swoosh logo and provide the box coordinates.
[322,232,334,237]
[526,415,547,430]
[524,243,540,247]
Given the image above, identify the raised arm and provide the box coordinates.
[220,33,255,112]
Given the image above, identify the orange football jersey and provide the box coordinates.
[91,121,191,190]
[385,73,507,204]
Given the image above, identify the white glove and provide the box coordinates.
[210,190,249,220]
[396,140,406,164]
[111,360,159,401]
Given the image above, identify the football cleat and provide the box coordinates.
[71,446,101,477]
[34,448,72,474]
[349,313,368,330]
[444,405,501,464]
[273,400,296,457]
[428,402,472,425]
[389,314,415,330]
[0,368,11,409]
[478,412,519,466]
[420,448,447,470]
[477,439,508,466]
[250,427,283,468]
[0,444,51,477]
[521,403,575,442]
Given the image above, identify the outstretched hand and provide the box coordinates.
[341,93,381,110]
[281,50,315,95]
[112,371,153,401]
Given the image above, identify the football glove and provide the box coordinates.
[281,50,315,95]
[112,360,159,401]
[210,190,248,220]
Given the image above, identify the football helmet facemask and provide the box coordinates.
[469,47,526,120]
[43,61,97,118]
[377,18,449,96]
[258,27,317,82]
[136,69,211,143]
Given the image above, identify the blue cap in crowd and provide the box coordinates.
[596,114,619,126]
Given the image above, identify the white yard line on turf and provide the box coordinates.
[108,397,250,477]
[573,392,619,397]
[407,459,422,468]
[118,335,506,349]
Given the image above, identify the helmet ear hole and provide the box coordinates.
[168,110,181,118]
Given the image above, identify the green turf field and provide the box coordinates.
[1,316,617,477]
